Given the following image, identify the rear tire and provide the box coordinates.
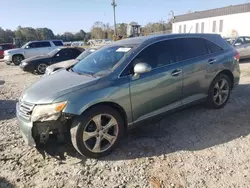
[5,61,11,65]
[70,105,125,158]
[12,55,24,65]
[206,74,231,109]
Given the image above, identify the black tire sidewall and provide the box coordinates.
[13,55,24,65]
[207,74,231,109]
[70,105,125,158]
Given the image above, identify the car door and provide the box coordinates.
[234,37,246,57]
[38,41,53,55]
[24,42,40,58]
[243,37,250,58]
[178,37,223,105]
[127,40,183,123]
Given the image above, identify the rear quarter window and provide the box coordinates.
[53,41,63,46]
[205,40,223,53]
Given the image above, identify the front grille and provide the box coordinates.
[19,101,35,120]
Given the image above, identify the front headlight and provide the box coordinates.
[31,101,67,122]
[21,62,28,66]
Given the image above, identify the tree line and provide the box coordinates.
[0,20,172,45]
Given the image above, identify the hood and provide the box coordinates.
[21,69,99,104]
[47,59,78,71]
[5,48,23,54]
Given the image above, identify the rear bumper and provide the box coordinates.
[16,103,36,146]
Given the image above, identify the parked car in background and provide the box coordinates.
[71,41,86,47]
[16,34,240,158]
[20,47,84,74]
[4,40,63,65]
[45,47,101,76]
[224,36,250,59]
[0,43,14,59]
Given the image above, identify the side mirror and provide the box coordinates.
[134,63,152,76]
[234,43,242,46]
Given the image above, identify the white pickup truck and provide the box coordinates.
[4,40,63,65]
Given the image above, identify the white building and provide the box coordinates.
[172,3,250,37]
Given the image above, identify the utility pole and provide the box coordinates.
[111,0,117,36]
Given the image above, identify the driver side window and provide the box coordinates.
[25,42,37,49]
[123,40,176,75]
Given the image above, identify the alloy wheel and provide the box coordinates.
[37,64,47,74]
[83,114,119,153]
[213,78,229,105]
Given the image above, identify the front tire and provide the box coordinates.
[70,105,125,158]
[206,74,231,109]
[5,61,11,65]
[36,63,48,74]
[12,55,24,65]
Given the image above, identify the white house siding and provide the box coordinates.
[172,12,250,37]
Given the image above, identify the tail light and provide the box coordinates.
[234,51,240,61]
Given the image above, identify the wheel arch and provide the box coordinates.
[79,102,128,132]
[217,69,234,89]
[209,69,234,93]
[12,53,25,60]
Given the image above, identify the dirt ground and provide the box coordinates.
[1,60,250,188]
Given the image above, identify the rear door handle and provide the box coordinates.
[171,69,182,76]
[208,59,216,64]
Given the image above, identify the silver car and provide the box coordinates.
[225,36,250,59]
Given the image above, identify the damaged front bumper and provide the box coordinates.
[16,109,36,146]
[16,103,70,146]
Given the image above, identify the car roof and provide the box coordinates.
[111,33,222,47]
[28,40,63,43]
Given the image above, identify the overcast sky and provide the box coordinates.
[2,0,250,34]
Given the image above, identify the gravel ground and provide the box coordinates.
[1,60,250,188]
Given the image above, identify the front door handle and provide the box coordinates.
[171,69,182,76]
[208,59,216,64]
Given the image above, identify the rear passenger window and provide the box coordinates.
[38,42,51,47]
[53,41,63,46]
[174,38,209,61]
[205,40,223,53]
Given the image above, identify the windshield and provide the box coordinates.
[72,46,131,76]
[21,42,29,49]
[48,48,61,56]
[76,49,96,61]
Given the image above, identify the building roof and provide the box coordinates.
[174,3,250,23]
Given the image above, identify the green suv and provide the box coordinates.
[16,34,240,158]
